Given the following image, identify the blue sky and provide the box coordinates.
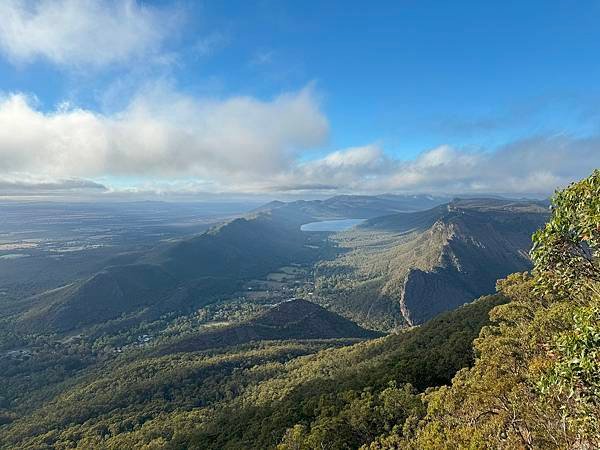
[0,0,599,198]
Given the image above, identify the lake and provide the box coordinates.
[300,218,367,232]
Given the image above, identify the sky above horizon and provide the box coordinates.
[0,0,599,200]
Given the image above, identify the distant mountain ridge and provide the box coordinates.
[361,197,548,233]
[9,195,547,334]
[252,194,451,219]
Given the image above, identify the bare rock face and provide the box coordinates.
[401,268,474,325]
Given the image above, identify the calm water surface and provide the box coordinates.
[300,218,366,232]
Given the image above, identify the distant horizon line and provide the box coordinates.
[0,191,552,204]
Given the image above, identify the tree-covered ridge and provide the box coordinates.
[185,295,503,450]
[363,169,600,449]
[158,299,381,354]
[7,210,328,335]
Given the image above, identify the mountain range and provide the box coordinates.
[3,194,547,336]
[0,191,568,450]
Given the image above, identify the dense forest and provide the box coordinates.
[0,294,503,449]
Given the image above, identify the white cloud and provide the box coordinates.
[0,84,329,186]
[318,145,386,169]
[0,174,105,195]
[268,138,600,195]
[271,145,392,191]
[0,0,177,68]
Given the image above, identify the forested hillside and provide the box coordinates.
[0,294,503,449]
[5,211,325,335]
[363,169,600,449]
[159,299,381,354]
[253,172,597,450]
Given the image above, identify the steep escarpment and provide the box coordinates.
[398,203,546,324]
[314,199,548,328]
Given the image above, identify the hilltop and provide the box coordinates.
[160,299,381,354]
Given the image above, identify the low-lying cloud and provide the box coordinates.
[276,138,600,196]
[0,175,106,196]
[0,84,329,186]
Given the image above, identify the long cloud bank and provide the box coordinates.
[0,85,328,185]
[281,139,600,195]
[0,86,599,197]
